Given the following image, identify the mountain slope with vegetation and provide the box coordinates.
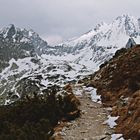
[0,85,80,140]
[85,45,140,140]
[1,15,140,140]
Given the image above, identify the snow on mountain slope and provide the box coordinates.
[0,55,91,105]
[0,24,51,57]
[63,14,140,47]
[0,14,140,105]
[0,25,91,104]
[59,14,140,69]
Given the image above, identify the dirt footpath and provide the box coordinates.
[55,86,113,140]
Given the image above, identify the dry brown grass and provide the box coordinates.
[86,45,140,140]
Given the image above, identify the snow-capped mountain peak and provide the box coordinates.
[0,15,140,105]
[0,24,42,43]
[62,14,140,48]
[112,14,139,36]
[0,24,51,60]
[57,14,140,69]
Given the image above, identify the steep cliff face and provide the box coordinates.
[0,24,50,71]
[87,45,140,140]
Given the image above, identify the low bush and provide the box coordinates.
[0,89,80,140]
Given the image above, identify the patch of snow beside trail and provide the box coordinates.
[83,87,101,104]
[104,115,119,128]
[111,134,124,140]
[91,88,101,104]
[74,89,83,96]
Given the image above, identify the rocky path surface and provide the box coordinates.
[55,85,113,140]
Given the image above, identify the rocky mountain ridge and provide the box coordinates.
[0,14,140,105]
[58,14,140,68]
[0,24,51,72]
[0,25,89,105]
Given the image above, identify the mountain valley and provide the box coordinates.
[0,14,140,140]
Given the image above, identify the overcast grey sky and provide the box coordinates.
[0,0,140,45]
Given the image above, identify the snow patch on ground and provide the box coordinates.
[4,99,10,105]
[104,115,119,128]
[74,88,83,96]
[41,79,49,87]
[84,87,101,104]
[111,134,124,140]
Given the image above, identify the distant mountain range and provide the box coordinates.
[0,14,140,104]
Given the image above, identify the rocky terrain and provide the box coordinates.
[57,85,112,140]
[0,14,140,140]
[83,45,140,140]
[1,14,140,105]
[0,24,90,105]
